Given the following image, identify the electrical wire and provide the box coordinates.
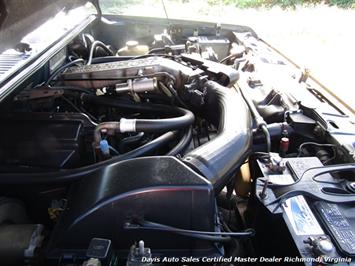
[45,58,84,86]
[220,53,239,64]
[261,124,271,153]
[124,220,255,243]
[297,142,337,157]
[61,96,84,113]
[129,54,177,60]
[168,84,188,108]
[323,146,337,165]
[60,96,98,123]
[87,41,114,65]
[109,145,119,155]
[147,47,166,54]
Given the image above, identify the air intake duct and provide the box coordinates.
[183,81,252,192]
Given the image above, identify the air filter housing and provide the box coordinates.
[47,156,221,259]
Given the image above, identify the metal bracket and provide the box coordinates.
[258,163,355,211]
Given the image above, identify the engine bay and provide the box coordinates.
[0,14,354,265]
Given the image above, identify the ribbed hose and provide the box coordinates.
[183,81,252,192]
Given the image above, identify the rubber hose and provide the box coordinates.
[0,131,177,184]
[134,107,194,133]
[166,126,193,156]
[238,85,271,153]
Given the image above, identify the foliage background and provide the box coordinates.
[207,0,355,8]
[101,0,355,10]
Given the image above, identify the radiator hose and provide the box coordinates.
[183,81,252,192]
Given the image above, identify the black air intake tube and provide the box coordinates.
[183,81,252,192]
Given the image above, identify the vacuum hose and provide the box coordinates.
[183,81,252,192]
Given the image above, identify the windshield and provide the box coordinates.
[100,0,355,112]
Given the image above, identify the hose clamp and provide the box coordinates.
[119,118,136,133]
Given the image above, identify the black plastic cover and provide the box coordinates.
[0,112,95,171]
[47,156,220,259]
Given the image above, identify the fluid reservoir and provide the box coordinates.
[117,41,149,56]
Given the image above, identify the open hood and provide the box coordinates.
[0,0,88,53]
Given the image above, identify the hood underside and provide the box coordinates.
[0,0,88,53]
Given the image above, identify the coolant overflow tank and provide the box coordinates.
[117,40,149,56]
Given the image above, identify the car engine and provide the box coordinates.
[0,14,354,266]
